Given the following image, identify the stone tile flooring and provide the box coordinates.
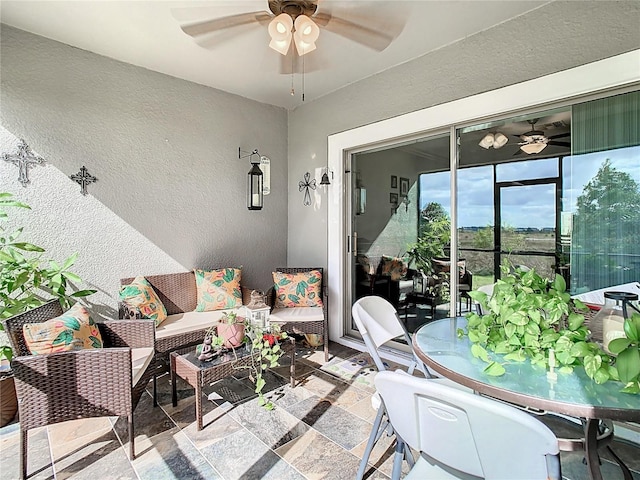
[0,340,639,480]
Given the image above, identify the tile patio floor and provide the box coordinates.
[0,340,639,480]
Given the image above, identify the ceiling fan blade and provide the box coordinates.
[313,12,396,51]
[179,11,271,38]
[548,141,571,147]
[547,132,571,140]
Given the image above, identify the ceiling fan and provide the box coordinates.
[175,1,398,60]
[513,118,571,155]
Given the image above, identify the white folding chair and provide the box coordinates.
[474,283,495,315]
[352,296,434,480]
[375,370,562,480]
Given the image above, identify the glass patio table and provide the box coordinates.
[412,317,640,480]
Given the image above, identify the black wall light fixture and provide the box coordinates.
[240,148,263,210]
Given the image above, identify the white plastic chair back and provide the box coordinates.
[475,283,495,315]
[352,296,429,376]
[375,370,560,480]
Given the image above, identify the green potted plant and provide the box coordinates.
[0,192,96,425]
[463,261,635,393]
[242,323,288,410]
[217,312,246,349]
[608,313,640,394]
[406,202,452,300]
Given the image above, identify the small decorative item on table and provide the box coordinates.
[241,290,271,330]
[196,324,225,361]
[592,291,640,353]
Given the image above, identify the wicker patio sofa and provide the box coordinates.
[119,271,254,401]
[2,300,155,479]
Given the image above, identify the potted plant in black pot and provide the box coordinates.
[0,193,96,425]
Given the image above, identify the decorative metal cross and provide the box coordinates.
[298,171,316,206]
[70,166,97,196]
[1,139,45,187]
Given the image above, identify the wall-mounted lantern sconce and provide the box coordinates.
[240,148,263,210]
[319,167,333,186]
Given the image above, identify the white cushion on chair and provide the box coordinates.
[155,310,235,340]
[270,307,324,323]
[131,347,154,386]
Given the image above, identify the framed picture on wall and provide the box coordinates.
[400,177,409,196]
[391,175,398,189]
[390,192,398,204]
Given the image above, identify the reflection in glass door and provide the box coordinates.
[497,182,558,278]
[347,133,451,341]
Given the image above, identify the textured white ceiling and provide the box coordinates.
[0,0,547,110]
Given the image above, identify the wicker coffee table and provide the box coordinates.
[170,339,295,430]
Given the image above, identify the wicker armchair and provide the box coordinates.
[2,300,156,480]
[269,267,329,362]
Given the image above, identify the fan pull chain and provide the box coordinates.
[302,52,305,102]
[290,53,295,96]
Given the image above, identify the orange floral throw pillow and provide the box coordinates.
[23,303,103,355]
[195,268,243,312]
[119,276,167,326]
[273,270,323,308]
[380,255,408,281]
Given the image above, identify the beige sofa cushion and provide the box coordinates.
[155,309,236,340]
[270,307,324,323]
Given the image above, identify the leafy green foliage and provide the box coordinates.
[464,261,636,393]
[608,314,640,390]
[0,193,96,361]
[407,202,450,275]
[572,160,640,289]
[473,225,493,250]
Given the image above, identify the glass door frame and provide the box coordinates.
[495,174,562,280]
[327,52,640,357]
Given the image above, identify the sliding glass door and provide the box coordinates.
[347,133,450,340]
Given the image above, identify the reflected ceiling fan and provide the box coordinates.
[513,118,571,155]
[175,0,398,59]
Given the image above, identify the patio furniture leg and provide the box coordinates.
[290,337,296,388]
[584,419,603,480]
[606,445,634,480]
[153,374,158,407]
[128,415,135,460]
[20,427,27,480]
[195,374,203,431]
[391,439,405,480]
[356,405,386,480]
[324,329,329,362]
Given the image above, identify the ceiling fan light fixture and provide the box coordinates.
[478,133,494,149]
[268,13,293,54]
[293,14,319,55]
[493,132,508,149]
[269,13,293,41]
[269,36,292,55]
[520,142,547,155]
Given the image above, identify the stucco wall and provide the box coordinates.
[1,26,288,319]
[286,1,640,268]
